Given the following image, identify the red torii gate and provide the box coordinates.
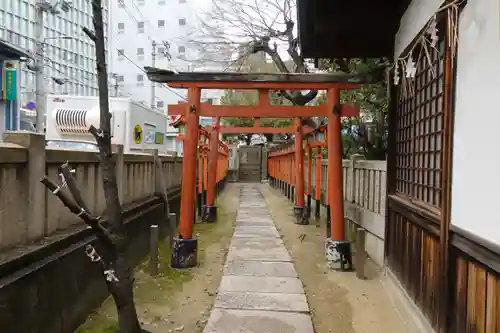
[268,125,328,224]
[171,115,228,223]
[145,68,373,270]
[169,108,318,224]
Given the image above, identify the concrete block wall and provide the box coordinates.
[0,132,182,252]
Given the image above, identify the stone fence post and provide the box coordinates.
[4,132,47,240]
[348,154,365,203]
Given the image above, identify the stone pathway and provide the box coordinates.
[203,184,314,333]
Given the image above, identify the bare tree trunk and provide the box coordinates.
[37,0,146,332]
[82,0,143,332]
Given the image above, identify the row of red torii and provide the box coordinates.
[145,67,376,271]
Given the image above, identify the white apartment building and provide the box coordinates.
[0,0,110,107]
[109,0,201,110]
[109,0,226,155]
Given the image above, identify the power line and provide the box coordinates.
[118,51,187,101]
[108,2,189,101]
[0,25,124,93]
[2,13,190,103]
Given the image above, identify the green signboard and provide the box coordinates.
[3,67,16,101]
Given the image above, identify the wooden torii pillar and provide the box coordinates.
[146,68,373,270]
[204,116,220,222]
[304,127,327,221]
[173,117,227,223]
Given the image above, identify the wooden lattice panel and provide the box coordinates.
[395,41,445,210]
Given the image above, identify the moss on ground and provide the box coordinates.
[75,238,193,333]
[76,188,235,333]
[75,316,118,333]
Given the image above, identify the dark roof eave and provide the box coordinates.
[144,66,385,85]
[0,40,31,60]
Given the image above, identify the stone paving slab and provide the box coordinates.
[214,291,309,313]
[234,221,275,227]
[204,184,312,332]
[233,229,281,238]
[234,225,278,231]
[235,215,273,221]
[226,248,292,262]
[234,226,280,236]
[223,261,298,277]
[203,309,315,333]
[219,276,304,294]
[235,221,274,226]
[236,213,273,222]
[239,206,269,209]
[230,238,284,250]
[237,214,271,219]
[233,227,279,234]
[233,230,280,239]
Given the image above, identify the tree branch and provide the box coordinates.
[40,175,115,250]
[58,162,90,212]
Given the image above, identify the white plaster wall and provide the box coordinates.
[451,0,500,245]
[394,0,443,58]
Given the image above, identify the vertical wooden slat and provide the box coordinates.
[484,273,499,333]
[455,256,469,333]
[474,266,487,333]
[495,277,500,332]
[420,232,427,310]
[427,236,435,323]
[374,170,381,214]
[467,262,477,333]
[440,8,457,331]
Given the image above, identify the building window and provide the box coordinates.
[118,0,125,7]
[137,0,144,5]
[117,49,124,60]
[158,0,165,4]
[158,20,165,28]
[136,74,144,85]
[157,100,164,109]
[178,18,186,26]
[137,22,144,33]
[179,0,186,3]
[117,75,124,82]
[118,22,124,33]
[178,45,185,54]
[137,47,144,60]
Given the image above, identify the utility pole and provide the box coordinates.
[111,73,119,97]
[34,0,71,132]
[151,40,156,108]
[34,3,45,133]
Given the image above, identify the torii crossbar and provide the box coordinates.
[169,111,317,134]
[168,101,361,118]
[145,67,378,270]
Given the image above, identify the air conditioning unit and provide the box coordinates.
[54,107,113,137]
